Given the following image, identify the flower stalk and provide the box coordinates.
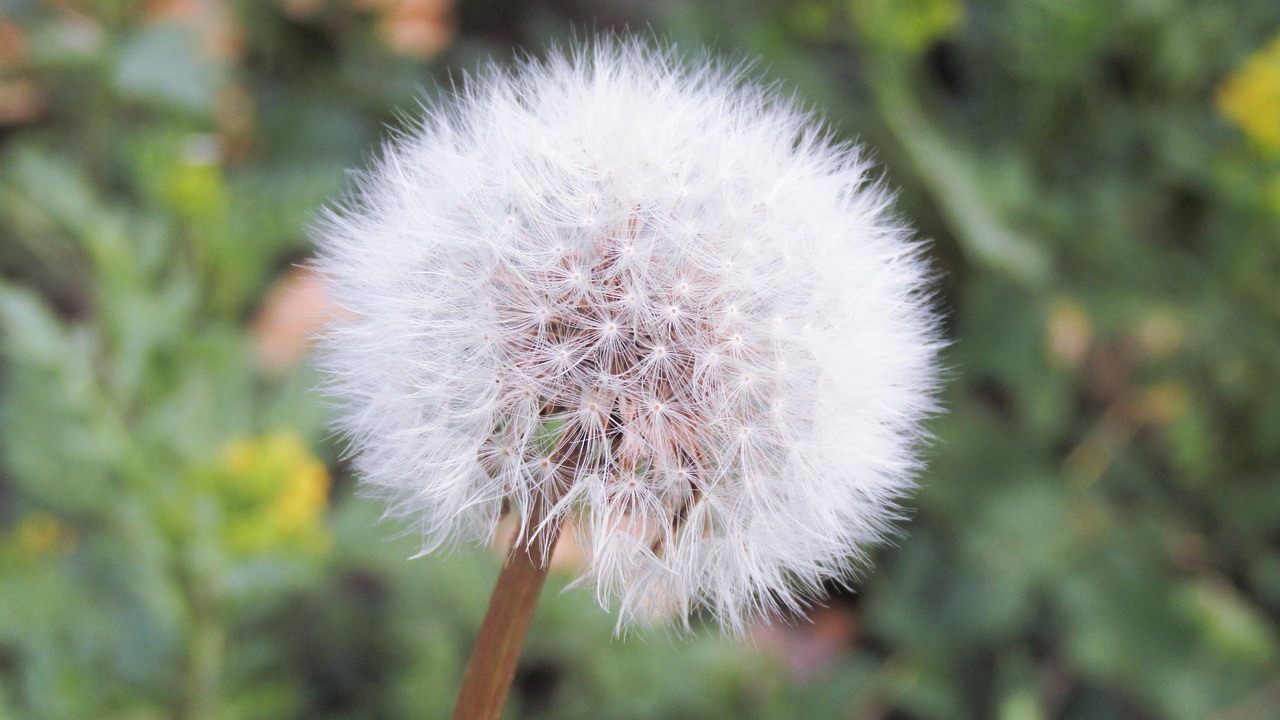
[452,508,562,720]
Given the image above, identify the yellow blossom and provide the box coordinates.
[2,511,76,564]
[201,431,331,556]
[850,0,964,54]
[1218,35,1280,154]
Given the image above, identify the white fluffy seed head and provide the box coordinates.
[316,38,943,634]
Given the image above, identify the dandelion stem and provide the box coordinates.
[452,507,563,720]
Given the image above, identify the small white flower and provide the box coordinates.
[317,39,942,633]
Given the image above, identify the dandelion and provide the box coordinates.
[317,38,942,719]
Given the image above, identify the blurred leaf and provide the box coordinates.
[0,282,120,515]
[870,72,1053,286]
[1175,580,1278,668]
[113,22,223,114]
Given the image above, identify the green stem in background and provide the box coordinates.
[177,515,226,720]
[180,593,225,720]
[452,511,563,720]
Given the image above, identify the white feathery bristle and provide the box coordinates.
[316,38,943,634]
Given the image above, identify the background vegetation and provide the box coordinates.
[2,1,1279,718]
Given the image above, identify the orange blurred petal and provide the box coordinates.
[0,80,46,126]
[252,265,341,374]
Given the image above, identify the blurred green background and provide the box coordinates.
[2,1,1280,718]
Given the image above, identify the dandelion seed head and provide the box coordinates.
[317,38,942,633]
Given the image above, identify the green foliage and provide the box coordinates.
[2,1,1279,718]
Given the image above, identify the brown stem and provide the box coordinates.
[451,511,563,720]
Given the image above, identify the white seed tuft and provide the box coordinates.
[316,38,942,634]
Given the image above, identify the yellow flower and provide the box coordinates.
[2,511,76,564]
[850,0,964,53]
[165,135,230,221]
[1218,35,1280,155]
[202,431,331,556]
